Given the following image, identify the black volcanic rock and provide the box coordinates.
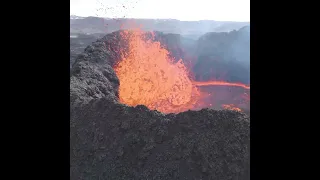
[70,30,250,180]
[70,33,105,67]
[70,31,134,106]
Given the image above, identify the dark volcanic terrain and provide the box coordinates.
[70,33,105,67]
[70,31,250,180]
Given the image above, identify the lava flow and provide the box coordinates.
[193,81,250,89]
[114,29,249,114]
[222,104,242,112]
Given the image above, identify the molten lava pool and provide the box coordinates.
[114,30,250,114]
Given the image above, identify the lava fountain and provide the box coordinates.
[114,30,250,114]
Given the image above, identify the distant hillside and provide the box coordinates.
[70,16,250,35]
[193,26,250,84]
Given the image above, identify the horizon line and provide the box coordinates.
[70,15,250,23]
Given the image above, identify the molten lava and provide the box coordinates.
[193,81,250,89]
[114,30,250,114]
[222,104,242,112]
[115,30,200,113]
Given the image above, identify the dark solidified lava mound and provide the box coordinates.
[70,30,250,180]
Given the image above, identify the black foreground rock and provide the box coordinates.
[70,30,250,180]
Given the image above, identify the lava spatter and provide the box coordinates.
[115,30,200,113]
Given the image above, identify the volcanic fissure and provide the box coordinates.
[113,30,250,114]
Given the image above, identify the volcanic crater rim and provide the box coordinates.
[71,30,249,114]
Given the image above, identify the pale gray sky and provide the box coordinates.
[70,0,250,22]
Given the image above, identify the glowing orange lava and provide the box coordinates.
[193,81,250,89]
[114,29,250,113]
[222,104,242,112]
[115,30,200,113]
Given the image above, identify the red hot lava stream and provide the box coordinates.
[114,30,250,114]
[192,81,250,90]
